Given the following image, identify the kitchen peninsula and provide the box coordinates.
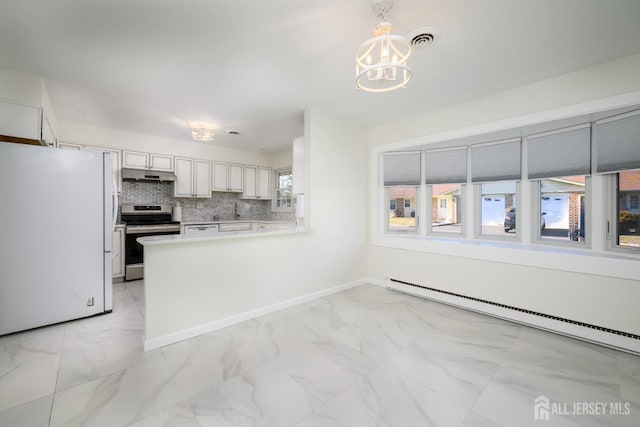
[138,223,309,351]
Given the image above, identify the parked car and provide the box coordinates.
[504,208,546,233]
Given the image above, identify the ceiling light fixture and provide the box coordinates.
[355,0,412,93]
[191,128,215,141]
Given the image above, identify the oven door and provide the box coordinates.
[125,225,180,281]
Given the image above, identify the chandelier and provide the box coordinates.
[355,0,412,93]
[191,128,215,141]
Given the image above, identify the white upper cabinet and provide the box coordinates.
[258,167,271,199]
[0,71,59,147]
[194,159,212,197]
[123,151,173,171]
[174,157,211,198]
[212,162,229,191]
[149,153,173,171]
[212,162,244,192]
[122,150,149,169]
[242,165,271,199]
[229,163,244,192]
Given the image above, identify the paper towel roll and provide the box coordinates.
[172,206,182,222]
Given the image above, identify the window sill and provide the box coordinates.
[372,233,640,281]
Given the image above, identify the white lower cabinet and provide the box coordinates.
[175,157,211,198]
[112,226,125,280]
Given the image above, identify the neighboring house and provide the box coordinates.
[388,186,416,218]
[619,171,640,215]
[432,183,462,224]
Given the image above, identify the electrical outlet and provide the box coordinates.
[87,297,94,306]
[196,202,204,209]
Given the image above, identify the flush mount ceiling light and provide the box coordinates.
[191,128,215,141]
[355,0,412,93]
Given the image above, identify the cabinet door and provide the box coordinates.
[243,166,257,198]
[0,101,40,140]
[123,150,149,169]
[41,112,56,147]
[112,228,124,278]
[258,167,271,199]
[229,163,244,192]
[174,157,194,197]
[212,162,229,191]
[194,159,212,197]
[150,153,173,171]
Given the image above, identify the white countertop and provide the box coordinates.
[138,227,308,246]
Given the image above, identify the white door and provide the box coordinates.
[174,157,193,197]
[229,163,244,192]
[212,162,229,191]
[194,159,212,197]
[438,198,448,220]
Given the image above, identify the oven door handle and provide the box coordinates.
[126,225,181,234]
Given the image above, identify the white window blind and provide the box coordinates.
[527,125,591,179]
[424,147,467,184]
[471,139,521,182]
[595,109,640,173]
[383,152,421,186]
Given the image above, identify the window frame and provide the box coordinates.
[385,186,419,234]
[426,183,466,237]
[532,176,591,248]
[607,171,640,254]
[474,180,521,242]
[272,168,293,213]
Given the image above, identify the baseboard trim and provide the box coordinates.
[143,277,370,352]
[381,277,640,355]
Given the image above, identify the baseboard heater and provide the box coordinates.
[387,278,640,354]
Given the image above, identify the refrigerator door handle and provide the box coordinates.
[112,175,118,233]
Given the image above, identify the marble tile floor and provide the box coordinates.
[0,282,639,426]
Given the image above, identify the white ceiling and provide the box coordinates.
[1,0,640,152]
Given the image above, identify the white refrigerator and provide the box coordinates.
[0,142,115,335]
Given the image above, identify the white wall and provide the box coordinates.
[0,68,42,106]
[58,121,278,167]
[367,53,640,336]
[144,108,368,344]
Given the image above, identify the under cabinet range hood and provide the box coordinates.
[122,168,176,182]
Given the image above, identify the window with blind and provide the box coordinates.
[528,125,591,244]
[471,139,521,239]
[425,147,467,234]
[383,152,421,233]
[596,110,640,251]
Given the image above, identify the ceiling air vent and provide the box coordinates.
[408,27,439,49]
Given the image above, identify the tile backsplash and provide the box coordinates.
[120,181,294,222]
